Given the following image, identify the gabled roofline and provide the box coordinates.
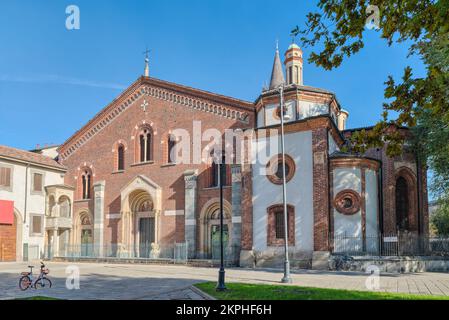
[58,77,143,155]
[0,154,66,172]
[58,76,255,157]
[142,77,254,111]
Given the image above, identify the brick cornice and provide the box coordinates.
[58,76,255,161]
[330,157,381,171]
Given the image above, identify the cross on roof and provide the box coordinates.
[143,48,151,61]
[141,99,149,112]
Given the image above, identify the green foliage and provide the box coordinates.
[195,282,449,300]
[295,0,449,194]
[431,197,449,236]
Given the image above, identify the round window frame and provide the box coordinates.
[266,154,296,185]
[333,189,361,215]
[273,106,282,120]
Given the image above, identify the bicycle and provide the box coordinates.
[332,254,354,271]
[19,262,52,291]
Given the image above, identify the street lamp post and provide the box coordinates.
[216,153,227,291]
[279,85,292,283]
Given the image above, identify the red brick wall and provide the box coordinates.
[61,83,254,246]
[312,128,330,251]
[350,132,429,236]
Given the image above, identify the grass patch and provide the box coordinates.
[16,296,60,300]
[195,282,449,300]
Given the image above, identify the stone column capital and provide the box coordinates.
[231,164,242,183]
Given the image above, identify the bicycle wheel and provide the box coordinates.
[19,276,31,291]
[34,277,52,289]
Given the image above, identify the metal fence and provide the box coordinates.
[50,242,240,265]
[211,244,241,266]
[52,242,189,264]
[331,232,449,257]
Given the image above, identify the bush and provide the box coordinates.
[431,197,449,236]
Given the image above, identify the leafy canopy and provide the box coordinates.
[294,0,449,195]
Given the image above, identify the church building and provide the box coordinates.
[1,43,429,268]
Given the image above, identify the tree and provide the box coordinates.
[431,196,449,236]
[294,0,449,195]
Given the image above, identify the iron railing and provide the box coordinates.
[331,232,449,257]
[211,243,241,266]
[50,242,189,263]
[49,242,241,265]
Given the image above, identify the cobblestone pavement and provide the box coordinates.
[1,261,449,299]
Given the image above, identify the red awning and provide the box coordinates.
[0,200,14,225]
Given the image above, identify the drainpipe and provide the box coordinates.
[24,163,29,223]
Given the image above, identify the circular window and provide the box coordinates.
[333,190,361,215]
[266,154,296,185]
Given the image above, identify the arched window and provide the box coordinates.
[210,151,220,187]
[117,144,125,171]
[139,129,152,162]
[396,176,409,231]
[167,135,176,163]
[81,170,92,199]
[59,196,71,218]
[267,204,295,246]
[208,151,232,187]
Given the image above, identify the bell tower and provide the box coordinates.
[284,43,303,85]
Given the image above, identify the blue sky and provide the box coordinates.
[0,0,426,150]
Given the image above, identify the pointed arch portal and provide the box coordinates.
[120,175,162,258]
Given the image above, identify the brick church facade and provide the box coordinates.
[1,43,428,267]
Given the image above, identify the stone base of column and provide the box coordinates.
[239,249,255,268]
[311,251,330,270]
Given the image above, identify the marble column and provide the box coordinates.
[184,170,198,259]
[93,181,105,257]
[51,229,58,258]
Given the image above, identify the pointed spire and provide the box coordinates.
[269,42,285,90]
[143,48,150,77]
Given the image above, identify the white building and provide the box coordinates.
[0,145,72,261]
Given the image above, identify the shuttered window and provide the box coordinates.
[0,167,11,187]
[33,173,43,192]
[30,214,43,235]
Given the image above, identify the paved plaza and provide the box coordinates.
[1,261,449,299]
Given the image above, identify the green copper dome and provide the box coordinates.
[288,43,301,50]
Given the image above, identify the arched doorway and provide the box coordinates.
[72,210,93,257]
[199,199,232,259]
[129,189,155,258]
[395,176,409,231]
[120,175,162,258]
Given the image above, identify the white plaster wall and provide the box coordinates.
[333,167,362,240]
[252,130,314,253]
[0,160,64,260]
[39,147,59,159]
[298,100,328,120]
[256,108,265,128]
[328,132,339,154]
[365,169,379,252]
[264,101,296,127]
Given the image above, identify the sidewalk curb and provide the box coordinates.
[190,285,217,300]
